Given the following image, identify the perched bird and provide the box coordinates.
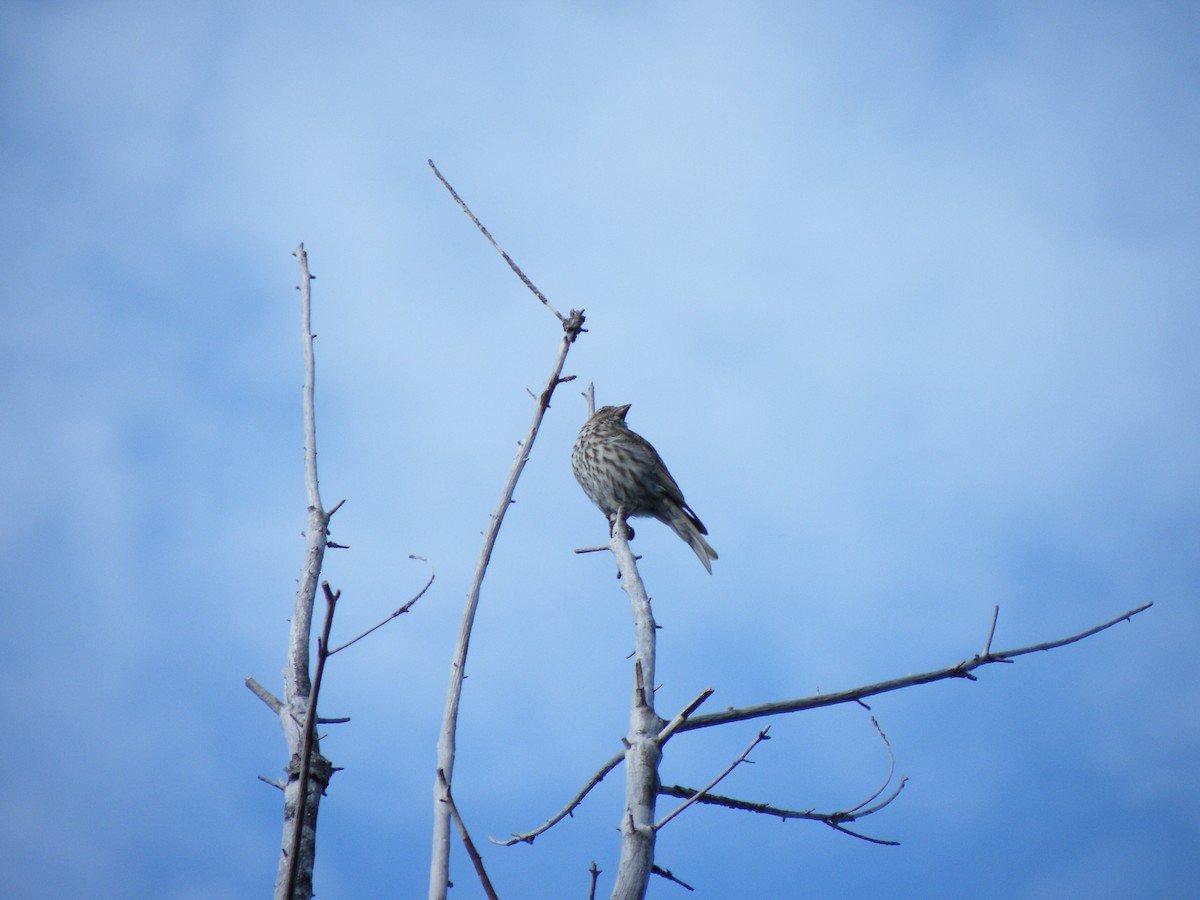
[572,403,718,573]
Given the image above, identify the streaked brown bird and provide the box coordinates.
[572,403,718,573]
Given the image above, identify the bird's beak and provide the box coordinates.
[615,403,632,420]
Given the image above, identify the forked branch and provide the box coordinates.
[498,601,1150,852]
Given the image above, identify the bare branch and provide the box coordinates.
[438,769,499,900]
[609,515,665,900]
[327,556,435,655]
[428,158,566,323]
[678,602,1154,733]
[427,178,587,897]
[654,728,770,832]
[573,543,612,555]
[982,605,1001,658]
[245,676,282,715]
[587,861,602,900]
[844,716,896,816]
[651,866,695,892]
[272,243,335,900]
[656,777,906,847]
[490,750,625,846]
[283,582,339,900]
[655,688,715,747]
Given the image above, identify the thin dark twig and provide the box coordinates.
[490,750,625,846]
[656,778,906,847]
[587,861,601,900]
[845,716,896,815]
[427,159,564,322]
[438,769,500,900]
[823,821,903,846]
[327,556,435,655]
[651,865,695,891]
[654,728,771,831]
[284,582,339,899]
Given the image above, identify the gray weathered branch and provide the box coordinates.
[426,161,586,900]
[675,601,1153,733]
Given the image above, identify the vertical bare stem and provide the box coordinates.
[608,516,666,900]
[274,243,334,900]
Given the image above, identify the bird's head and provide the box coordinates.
[594,403,632,421]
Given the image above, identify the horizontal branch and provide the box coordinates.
[678,602,1153,733]
[657,777,906,846]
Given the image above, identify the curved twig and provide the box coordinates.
[845,716,895,815]
[327,556,434,655]
[490,750,625,846]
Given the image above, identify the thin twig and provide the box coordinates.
[327,556,435,655]
[651,866,695,892]
[678,602,1154,732]
[428,159,565,322]
[654,728,770,831]
[438,769,499,900]
[490,750,625,846]
[656,778,906,846]
[587,861,602,900]
[844,716,896,815]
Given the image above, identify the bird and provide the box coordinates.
[572,403,718,573]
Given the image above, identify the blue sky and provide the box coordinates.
[2,2,1198,898]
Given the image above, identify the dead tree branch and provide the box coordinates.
[490,750,624,847]
[504,601,1150,856]
[654,728,770,832]
[438,769,499,900]
[427,161,586,900]
[650,866,695,891]
[251,242,336,900]
[656,779,906,847]
[428,159,570,324]
[283,582,339,899]
[588,861,603,900]
[676,602,1153,733]
[609,514,666,900]
[327,556,435,655]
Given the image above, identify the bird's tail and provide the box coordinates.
[668,508,718,574]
